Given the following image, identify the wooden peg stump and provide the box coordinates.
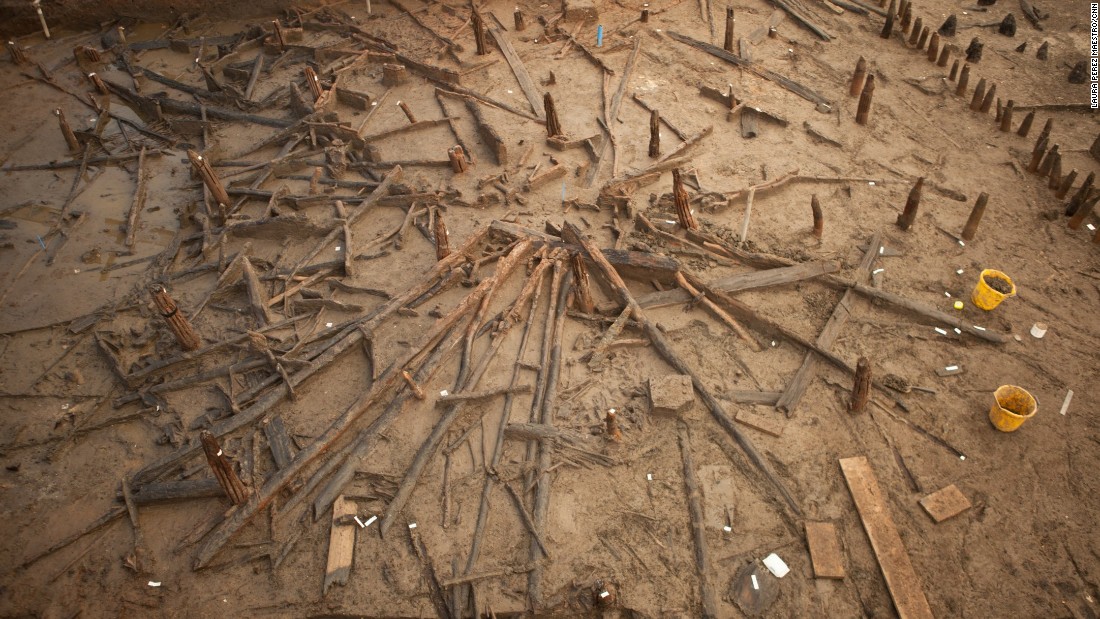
[7,40,29,65]
[1048,155,1063,190]
[272,20,287,51]
[201,430,250,505]
[672,169,698,230]
[908,17,922,46]
[433,210,451,259]
[187,149,231,208]
[856,73,875,125]
[544,92,563,138]
[896,177,923,231]
[916,26,930,50]
[949,59,960,80]
[969,78,987,111]
[1066,172,1095,216]
[724,7,735,52]
[849,357,871,413]
[961,192,988,241]
[937,46,950,67]
[399,100,417,123]
[955,64,970,96]
[382,63,407,86]
[881,0,896,39]
[87,72,108,95]
[473,11,489,55]
[151,285,201,351]
[811,195,823,239]
[304,66,322,100]
[1056,169,1077,200]
[927,33,940,61]
[850,56,868,97]
[648,109,660,158]
[55,109,80,153]
[448,145,467,173]
[979,84,996,113]
[571,253,596,314]
[514,7,526,31]
[999,100,1014,132]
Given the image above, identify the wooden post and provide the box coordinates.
[448,145,468,173]
[907,17,922,45]
[648,109,660,158]
[1035,118,1054,148]
[571,253,596,314]
[939,14,957,37]
[849,56,867,97]
[641,4,650,22]
[151,285,201,351]
[1090,134,1100,163]
[849,357,871,413]
[399,100,417,123]
[723,7,735,52]
[55,109,80,153]
[382,63,408,86]
[1068,193,1100,230]
[473,11,489,55]
[1037,144,1059,177]
[896,177,923,231]
[1048,155,1063,190]
[544,92,563,138]
[672,169,698,230]
[1028,136,1048,174]
[979,83,996,113]
[916,26,930,50]
[880,0,896,39]
[927,33,940,61]
[187,149,231,208]
[514,7,526,31]
[304,66,322,100]
[200,431,250,505]
[955,64,970,96]
[899,1,911,33]
[998,13,1016,36]
[969,78,987,111]
[937,45,950,67]
[999,100,1014,132]
[87,72,108,95]
[7,40,29,65]
[949,59,960,80]
[272,20,287,51]
[966,37,983,62]
[1056,169,1077,200]
[960,192,988,241]
[433,210,451,260]
[811,194,823,239]
[1066,172,1095,216]
[856,73,875,125]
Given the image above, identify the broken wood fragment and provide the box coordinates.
[881,0,896,38]
[648,109,660,158]
[515,7,527,30]
[382,63,407,86]
[919,485,971,522]
[200,430,249,505]
[672,169,698,230]
[472,11,489,55]
[55,108,80,152]
[840,456,935,619]
[571,252,596,313]
[849,56,867,97]
[7,40,29,65]
[398,100,417,123]
[433,210,451,260]
[896,177,923,231]
[123,147,148,249]
[448,145,467,173]
[805,522,846,579]
[723,6,735,52]
[811,194,823,239]
[850,356,872,413]
[187,149,231,211]
[544,92,563,138]
[436,384,532,405]
[323,496,356,595]
[679,423,719,619]
[486,13,543,117]
[151,285,201,351]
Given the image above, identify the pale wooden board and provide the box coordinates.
[735,408,786,437]
[840,456,935,619]
[323,495,357,595]
[805,521,846,579]
[919,485,971,523]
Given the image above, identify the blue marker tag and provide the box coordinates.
[36,235,46,249]
[596,25,604,47]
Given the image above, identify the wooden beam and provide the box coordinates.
[839,457,934,619]
[486,13,543,117]
[636,261,840,308]
[323,495,357,595]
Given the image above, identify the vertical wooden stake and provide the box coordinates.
[955,64,970,96]
[880,0,896,39]
[544,92,562,138]
[896,177,923,231]
[448,145,468,173]
[87,72,109,95]
[937,45,950,67]
[979,83,996,113]
[648,109,661,158]
[201,431,250,505]
[1016,110,1035,137]
[849,357,871,413]
[399,100,417,123]
[1068,193,1100,230]
[927,33,940,61]
[960,192,988,241]
[949,59,960,80]
[1048,155,1062,190]
[187,149,231,209]
[966,37,983,62]
[473,11,489,55]
[811,194,824,239]
[672,169,698,230]
[907,17,922,45]
[605,410,623,442]
[304,66,322,100]
[969,78,987,110]
[723,7,735,52]
[1035,118,1054,147]
[1028,136,1048,173]
[1037,144,1059,177]
[7,40,29,65]
[55,109,80,153]
[899,1,911,33]
[514,7,526,31]
[1089,133,1100,162]
[1056,169,1077,200]
[916,26,930,50]
[571,253,596,314]
[433,209,451,260]
[382,63,408,86]
[856,73,875,125]
[151,285,201,351]
[272,20,286,51]
[641,4,650,22]
[849,56,867,97]
[1065,172,1095,216]
[999,100,1014,132]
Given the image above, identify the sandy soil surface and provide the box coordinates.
[1,0,1099,617]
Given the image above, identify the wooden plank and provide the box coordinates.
[323,495,357,595]
[735,408,785,437]
[636,261,840,308]
[805,521,846,579]
[666,30,831,106]
[584,38,641,187]
[727,391,782,404]
[839,457,934,619]
[486,13,543,118]
[919,485,971,523]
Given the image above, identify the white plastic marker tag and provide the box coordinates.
[763,553,789,578]
[646,473,653,481]
[956,269,965,275]
[751,574,759,590]
[934,328,948,335]
[972,325,987,331]
[1059,390,1074,416]
[872,268,885,275]
[723,525,732,532]
[440,390,449,397]
[148,581,162,587]
[945,365,959,372]
[954,328,962,335]
[1088,224,1096,232]
[599,591,610,599]
[354,516,366,528]
[216,450,223,457]
[364,515,378,527]
[408,522,417,529]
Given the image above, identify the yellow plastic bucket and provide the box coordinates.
[988,385,1037,432]
[971,269,1016,311]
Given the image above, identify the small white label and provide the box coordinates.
[326,322,334,328]
[763,553,790,578]
[723,525,732,532]
[440,390,449,397]
[646,473,653,481]
[751,574,759,590]
[958,240,966,247]
[335,246,341,251]
[878,246,884,255]
[954,328,962,334]
[609,408,616,414]
[872,268,885,275]
[973,325,986,331]
[408,522,417,529]
[945,365,959,371]
[868,181,876,186]
[148,581,161,587]
[364,515,378,527]
[960,455,966,460]
[599,591,610,599]
[934,328,948,335]
[944,291,952,297]
[216,449,223,456]
[354,516,366,528]
[770,341,777,347]
[1088,224,1097,231]
[957,269,965,275]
